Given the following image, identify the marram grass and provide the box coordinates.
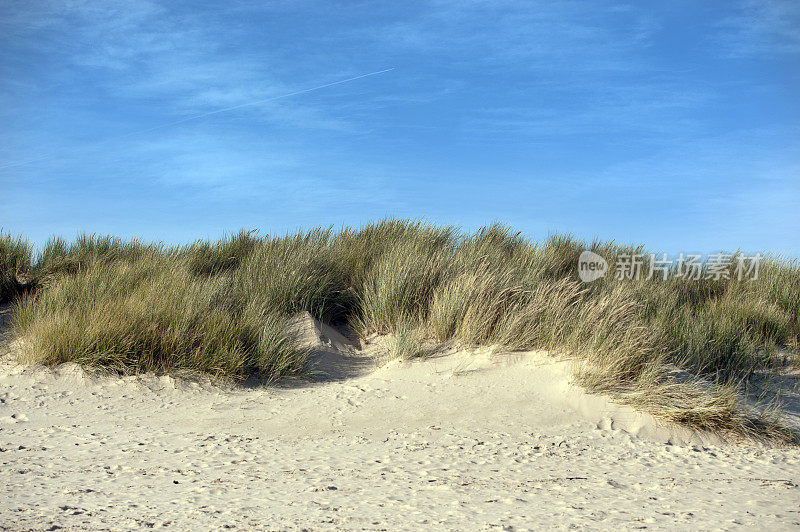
[2,221,799,441]
[0,231,33,302]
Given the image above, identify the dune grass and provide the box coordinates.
[0,232,33,303]
[2,221,798,440]
[13,255,305,379]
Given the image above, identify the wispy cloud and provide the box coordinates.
[464,82,711,141]
[0,0,387,138]
[715,0,800,56]
[360,0,659,73]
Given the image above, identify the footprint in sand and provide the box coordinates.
[596,417,612,431]
[0,413,28,423]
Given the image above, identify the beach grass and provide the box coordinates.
[3,220,798,440]
[0,231,33,304]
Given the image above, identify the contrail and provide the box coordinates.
[125,68,395,137]
[0,68,395,170]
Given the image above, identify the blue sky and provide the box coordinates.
[1,0,798,256]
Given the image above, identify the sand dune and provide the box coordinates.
[1,314,799,530]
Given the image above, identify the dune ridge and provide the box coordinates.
[3,221,800,440]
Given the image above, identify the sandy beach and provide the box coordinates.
[2,314,799,530]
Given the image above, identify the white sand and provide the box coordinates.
[1,314,799,530]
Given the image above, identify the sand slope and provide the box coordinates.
[1,314,799,530]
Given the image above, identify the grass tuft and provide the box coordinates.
[0,232,33,303]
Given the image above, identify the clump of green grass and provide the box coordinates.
[13,255,304,379]
[35,233,162,281]
[332,219,458,292]
[6,220,799,441]
[355,226,456,335]
[181,229,261,276]
[388,320,427,361]
[233,228,354,324]
[0,232,33,303]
